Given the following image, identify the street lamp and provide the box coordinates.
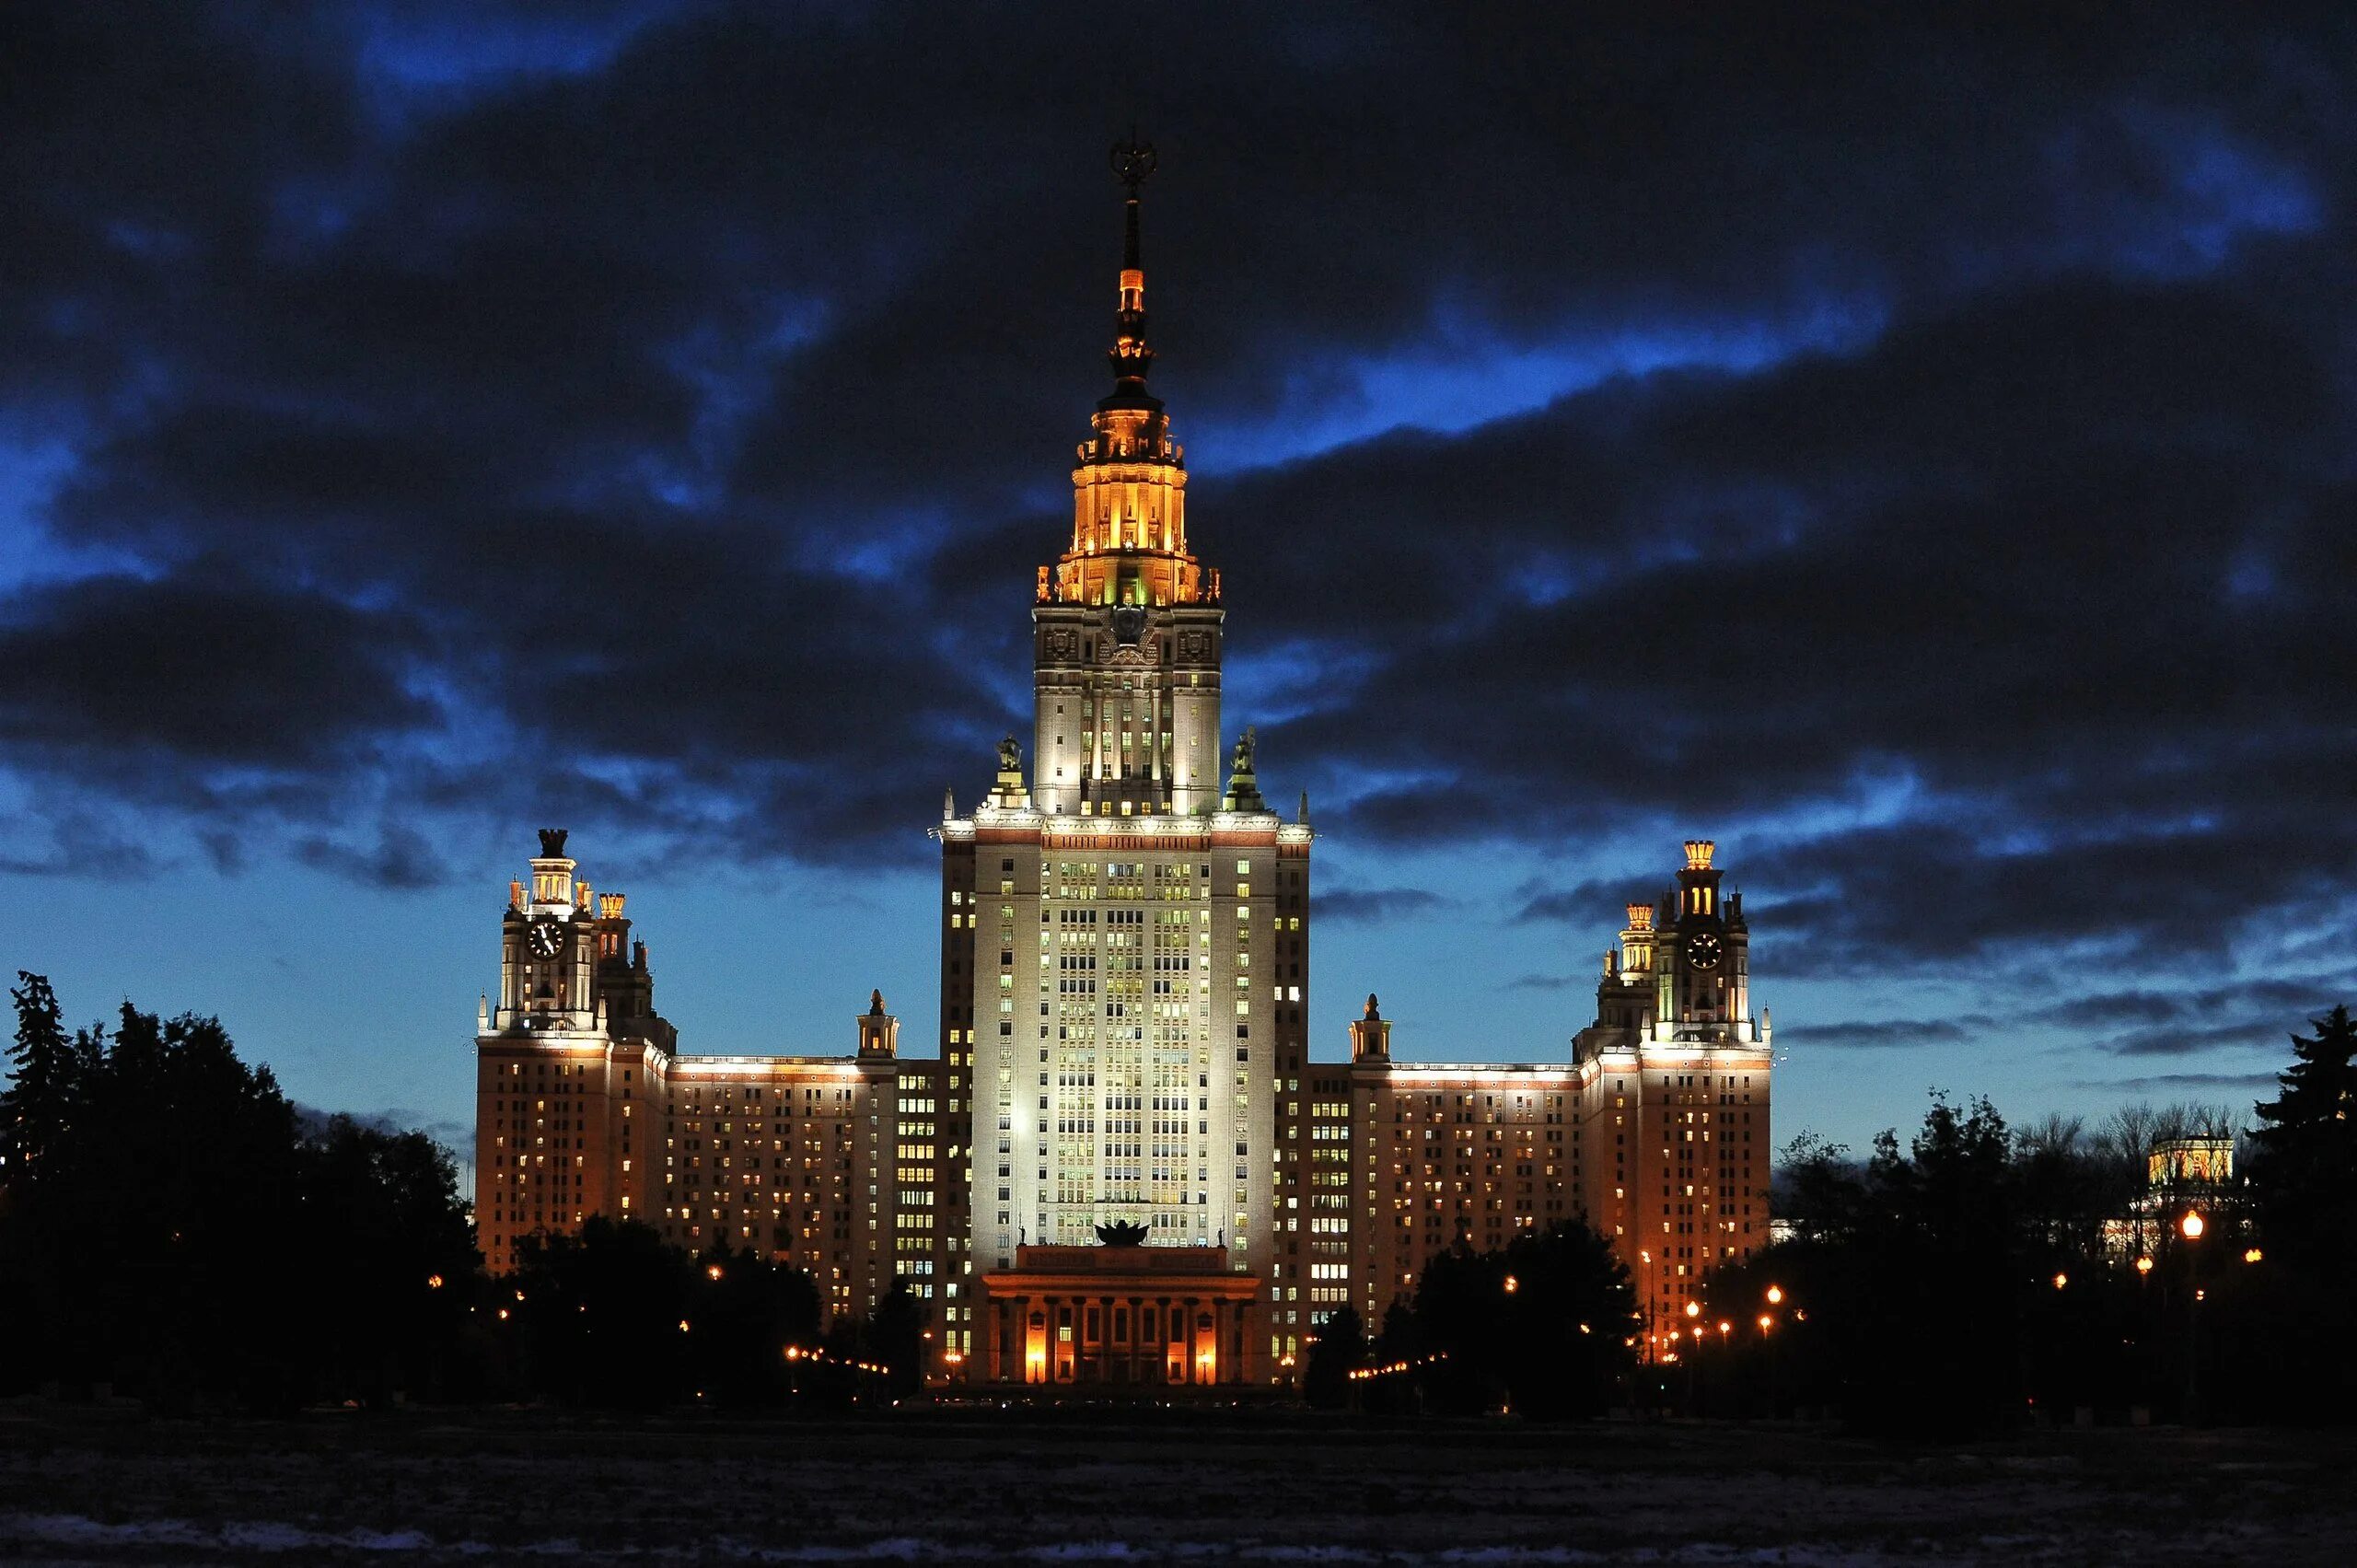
[2135,1256,2154,1276]
[1766,1284,1783,1307]
[2180,1211,2205,1240]
[2052,1272,2068,1291]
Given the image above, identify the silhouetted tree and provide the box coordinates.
[508,1217,695,1409]
[1705,1095,2049,1434]
[1496,1223,1641,1419]
[863,1276,928,1400]
[2247,1005,2357,1284]
[691,1236,826,1408]
[1302,1305,1365,1409]
[4,977,484,1409]
[2219,1005,2357,1423]
[1350,1296,1422,1414]
[292,1116,480,1405]
[1405,1221,1638,1419]
[31,1000,302,1407]
[4,971,75,1188]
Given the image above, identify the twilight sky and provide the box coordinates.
[5,4,2353,1161]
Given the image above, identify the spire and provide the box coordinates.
[1105,133,1159,406]
[1049,133,1197,612]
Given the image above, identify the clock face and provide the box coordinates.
[1687,931,1723,970]
[527,917,565,959]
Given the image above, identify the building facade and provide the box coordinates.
[471,146,1773,1384]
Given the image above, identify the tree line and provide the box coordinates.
[1701,1005,2356,1434]
[1299,1007,2354,1433]
[9,970,2351,1427]
[2,973,921,1411]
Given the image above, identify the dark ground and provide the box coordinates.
[3,1405,2353,1564]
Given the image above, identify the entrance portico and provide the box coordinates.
[976,1243,1260,1388]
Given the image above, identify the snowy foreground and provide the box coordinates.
[3,1410,2353,1565]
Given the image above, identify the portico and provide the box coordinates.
[977,1242,1260,1388]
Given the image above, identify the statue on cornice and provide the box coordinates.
[1229,726,1256,776]
[997,734,1023,774]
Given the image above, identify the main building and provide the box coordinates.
[472,145,1774,1388]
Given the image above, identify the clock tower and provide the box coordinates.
[1661,839,1748,1032]
[1578,839,1771,1341]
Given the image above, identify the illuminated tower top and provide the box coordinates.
[1106,135,1159,407]
[1042,134,1213,612]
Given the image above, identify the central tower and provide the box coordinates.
[937,143,1312,1384]
[1031,138,1225,819]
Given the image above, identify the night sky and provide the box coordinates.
[5,5,2352,1162]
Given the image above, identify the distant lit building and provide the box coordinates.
[2104,1132,2242,1260]
[471,145,1774,1385]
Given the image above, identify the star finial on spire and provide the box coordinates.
[1110,129,1157,196]
[1106,132,1157,395]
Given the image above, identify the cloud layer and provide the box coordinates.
[5,2,2353,1098]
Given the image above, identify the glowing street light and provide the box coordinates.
[2244,1248,2264,1264]
[1684,1300,1701,1320]
[707,1264,725,1281]
[2052,1272,2068,1291]
[1757,1314,1772,1333]
[2180,1211,2205,1240]
[1766,1284,1784,1306]
[426,1274,445,1290]
[1504,1274,1518,1295]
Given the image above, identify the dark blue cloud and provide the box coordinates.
[1781,1016,1994,1051]
[1316,886,1457,926]
[2,0,2352,1133]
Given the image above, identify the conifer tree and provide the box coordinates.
[2247,1005,2357,1281]
[5,971,75,1188]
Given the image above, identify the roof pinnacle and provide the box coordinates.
[1106,133,1157,399]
